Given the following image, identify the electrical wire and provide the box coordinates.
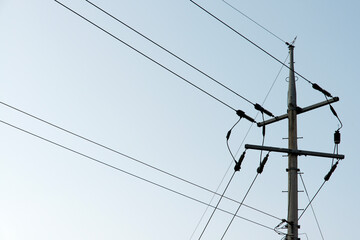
[0,119,276,232]
[235,53,289,157]
[299,174,325,240]
[190,53,289,238]
[85,0,255,106]
[197,119,246,239]
[0,100,281,221]
[298,180,326,220]
[259,113,266,164]
[220,173,259,239]
[190,1,326,88]
[226,117,242,163]
[325,96,343,131]
[197,171,236,240]
[299,148,342,220]
[221,0,287,44]
[55,0,236,112]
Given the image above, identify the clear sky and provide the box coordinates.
[0,0,359,239]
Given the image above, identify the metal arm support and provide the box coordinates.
[257,97,339,127]
[245,144,345,159]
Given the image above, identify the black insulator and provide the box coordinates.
[312,83,332,97]
[226,130,231,140]
[324,161,338,181]
[254,103,274,117]
[334,130,341,144]
[238,151,246,166]
[234,161,241,172]
[234,151,246,171]
[329,105,338,117]
[236,110,256,123]
[257,153,269,174]
[262,125,266,137]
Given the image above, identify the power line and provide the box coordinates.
[298,181,326,220]
[198,171,236,240]
[262,53,290,105]
[190,0,333,92]
[221,0,287,44]
[0,119,275,232]
[299,158,341,220]
[220,173,259,239]
[85,0,255,106]
[54,0,236,112]
[0,100,281,221]
[233,52,289,157]
[190,53,289,238]
[299,174,325,240]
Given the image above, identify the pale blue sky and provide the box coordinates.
[0,0,359,239]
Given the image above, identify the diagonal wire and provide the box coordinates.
[298,181,326,220]
[0,119,276,232]
[235,52,289,157]
[198,171,236,240]
[0,100,281,221]
[190,0,315,86]
[221,173,259,239]
[226,117,242,163]
[55,0,236,111]
[221,0,287,44]
[299,174,325,240]
[190,53,288,238]
[85,0,255,106]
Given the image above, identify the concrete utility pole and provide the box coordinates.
[245,44,344,239]
[287,45,298,240]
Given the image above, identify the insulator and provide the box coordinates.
[324,161,338,181]
[312,83,332,97]
[257,153,269,174]
[254,103,274,117]
[234,161,241,172]
[334,130,341,144]
[236,110,256,123]
[226,130,231,140]
[234,151,246,172]
[238,151,246,165]
[329,105,338,117]
[262,125,266,137]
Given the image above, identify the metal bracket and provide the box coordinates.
[245,144,345,159]
[257,97,339,127]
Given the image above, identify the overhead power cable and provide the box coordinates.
[190,0,334,98]
[197,134,246,240]
[85,0,266,112]
[221,0,287,44]
[234,53,289,157]
[197,171,236,240]
[226,117,242,163]
[0,119,275,232]
[0,100,280,221]
[326,96,343,131]
[191,53,288,238]
[299,174,325,240]
[298,159,341,220]
[220,173,260,239]
[54,0,236,112]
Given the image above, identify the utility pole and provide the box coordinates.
[287,44,298,240]
[244,44,344,239]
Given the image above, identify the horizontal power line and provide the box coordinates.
[0,100,281,221]
[0,118,275,232]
